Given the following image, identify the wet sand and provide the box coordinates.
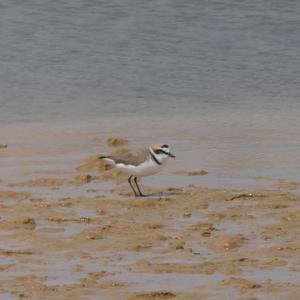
[1,132,300,300]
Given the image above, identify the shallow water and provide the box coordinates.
[1,106,300,190]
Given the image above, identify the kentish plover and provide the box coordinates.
[99,144,175,196]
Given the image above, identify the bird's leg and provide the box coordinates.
[128,175,138,196]
[134,177,146,197]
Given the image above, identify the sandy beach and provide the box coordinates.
[1,128,300,300]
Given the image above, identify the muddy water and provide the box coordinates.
[1,135,300,299]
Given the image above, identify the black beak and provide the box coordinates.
[168,152,176,158]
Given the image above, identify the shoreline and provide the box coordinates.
[1,112,300,187]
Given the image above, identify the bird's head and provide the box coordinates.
[149,144,175,164]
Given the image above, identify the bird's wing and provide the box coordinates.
[110,149,149,166]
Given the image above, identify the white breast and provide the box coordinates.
[115,158,162,177]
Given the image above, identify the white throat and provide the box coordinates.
[149,147,169,165]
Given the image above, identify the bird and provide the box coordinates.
[99,144,175,196]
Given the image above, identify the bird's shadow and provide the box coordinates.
[142,191,183,198]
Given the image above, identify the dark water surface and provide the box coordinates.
[0,0,299,122]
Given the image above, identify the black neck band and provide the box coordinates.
[150,152,162,165]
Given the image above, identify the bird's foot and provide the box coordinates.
[137,193,147,197]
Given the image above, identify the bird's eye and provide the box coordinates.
[155,149,167,154]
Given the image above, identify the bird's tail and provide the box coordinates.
[99,156,116,166]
